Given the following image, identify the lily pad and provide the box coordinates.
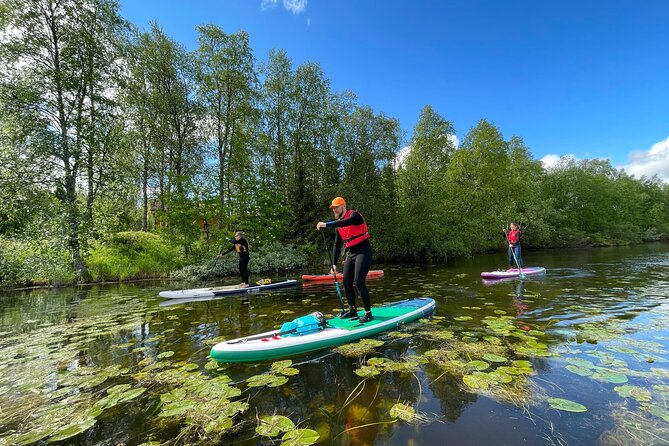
[465,360,489,371]
[13,427,56,445]
[157,351,174,359]
[482,354,507,363]
[387,332,412,339]
[565,357,595,369]
[511,360,532,369]
[565,365,593,377]
[354,365,381,379]
[333,339,384,357]
[454,316,473,321]
[204,415,233,433]
[614,385,652,402]
[547,398,588,413]
[463,372,493,389]
[271,360,293,371]
[256,415,295,437]
[47,417,97,442]
[247,373,289,388]
[592,371,628,384]
[644,404,669,423]
[389,402,417,422]
[489,369,513,384]
[280,428,320,446]
[159,400,198,417]
[267,375,289,387]
[652,385,669,394]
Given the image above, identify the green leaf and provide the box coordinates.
[547,398,587,413]
[271,360,293,371]
[159,400,198,417]
[645,404,669,423]
[565,357,595,369]
[280,428,320,446]
[465,360,489,371]
[354,365,381,379]
[389,403,417,422]
[592,371,628,384]
[482,354,507,363]
[204,415,233,433]
[267,375,289,387]
[614,385,652,402]
[463,372,493,390]
[565,365,593,377]
[256,415,295,437]
[47,417,97,442]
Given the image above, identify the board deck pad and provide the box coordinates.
[328,305,418,330]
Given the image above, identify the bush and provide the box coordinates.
[86,231,183,281]
[0,237,73,287]
[608,223,642,245]
[171,242,310,282]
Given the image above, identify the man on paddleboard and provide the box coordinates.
[503,223,523,270]
[317,197,374,323]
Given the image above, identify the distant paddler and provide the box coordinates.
[218,231,250,288]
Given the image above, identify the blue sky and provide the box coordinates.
[120,0,669,178]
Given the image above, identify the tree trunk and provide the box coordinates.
[47,0,88,279]
[142,146,149,231]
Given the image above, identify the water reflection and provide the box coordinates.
[0,244,668,445]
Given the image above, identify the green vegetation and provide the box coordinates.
[1,0,668,287]
[86,232,183,281]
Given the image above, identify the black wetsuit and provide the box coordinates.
[328,211,372,312]
[221,238,250,284]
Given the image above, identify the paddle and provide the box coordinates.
[510,247,526,279]
[321,230,346,314]
[226,327,298,344]
[204,254,222,282]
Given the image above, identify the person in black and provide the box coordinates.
[218,231,250,288]
[317,197,373,323]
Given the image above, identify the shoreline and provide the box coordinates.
[3,240,666,292]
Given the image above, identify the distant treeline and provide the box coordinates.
[1,0,668,286]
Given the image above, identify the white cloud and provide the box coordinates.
[540,153,579,170]
[624,136,669,181]
[393,134,459,170]
[261,0,278,10]
[393,145,412,170]
[261,0,307,14]
[283,0,307,14]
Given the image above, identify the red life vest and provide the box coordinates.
[337,210,370,248]
[507,229,520,244]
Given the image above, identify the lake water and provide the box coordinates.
[1,244,668,445]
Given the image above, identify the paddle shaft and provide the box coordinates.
[204,254,221,282]
[321,230,346,312]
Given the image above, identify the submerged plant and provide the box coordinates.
[333,339,384,358]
